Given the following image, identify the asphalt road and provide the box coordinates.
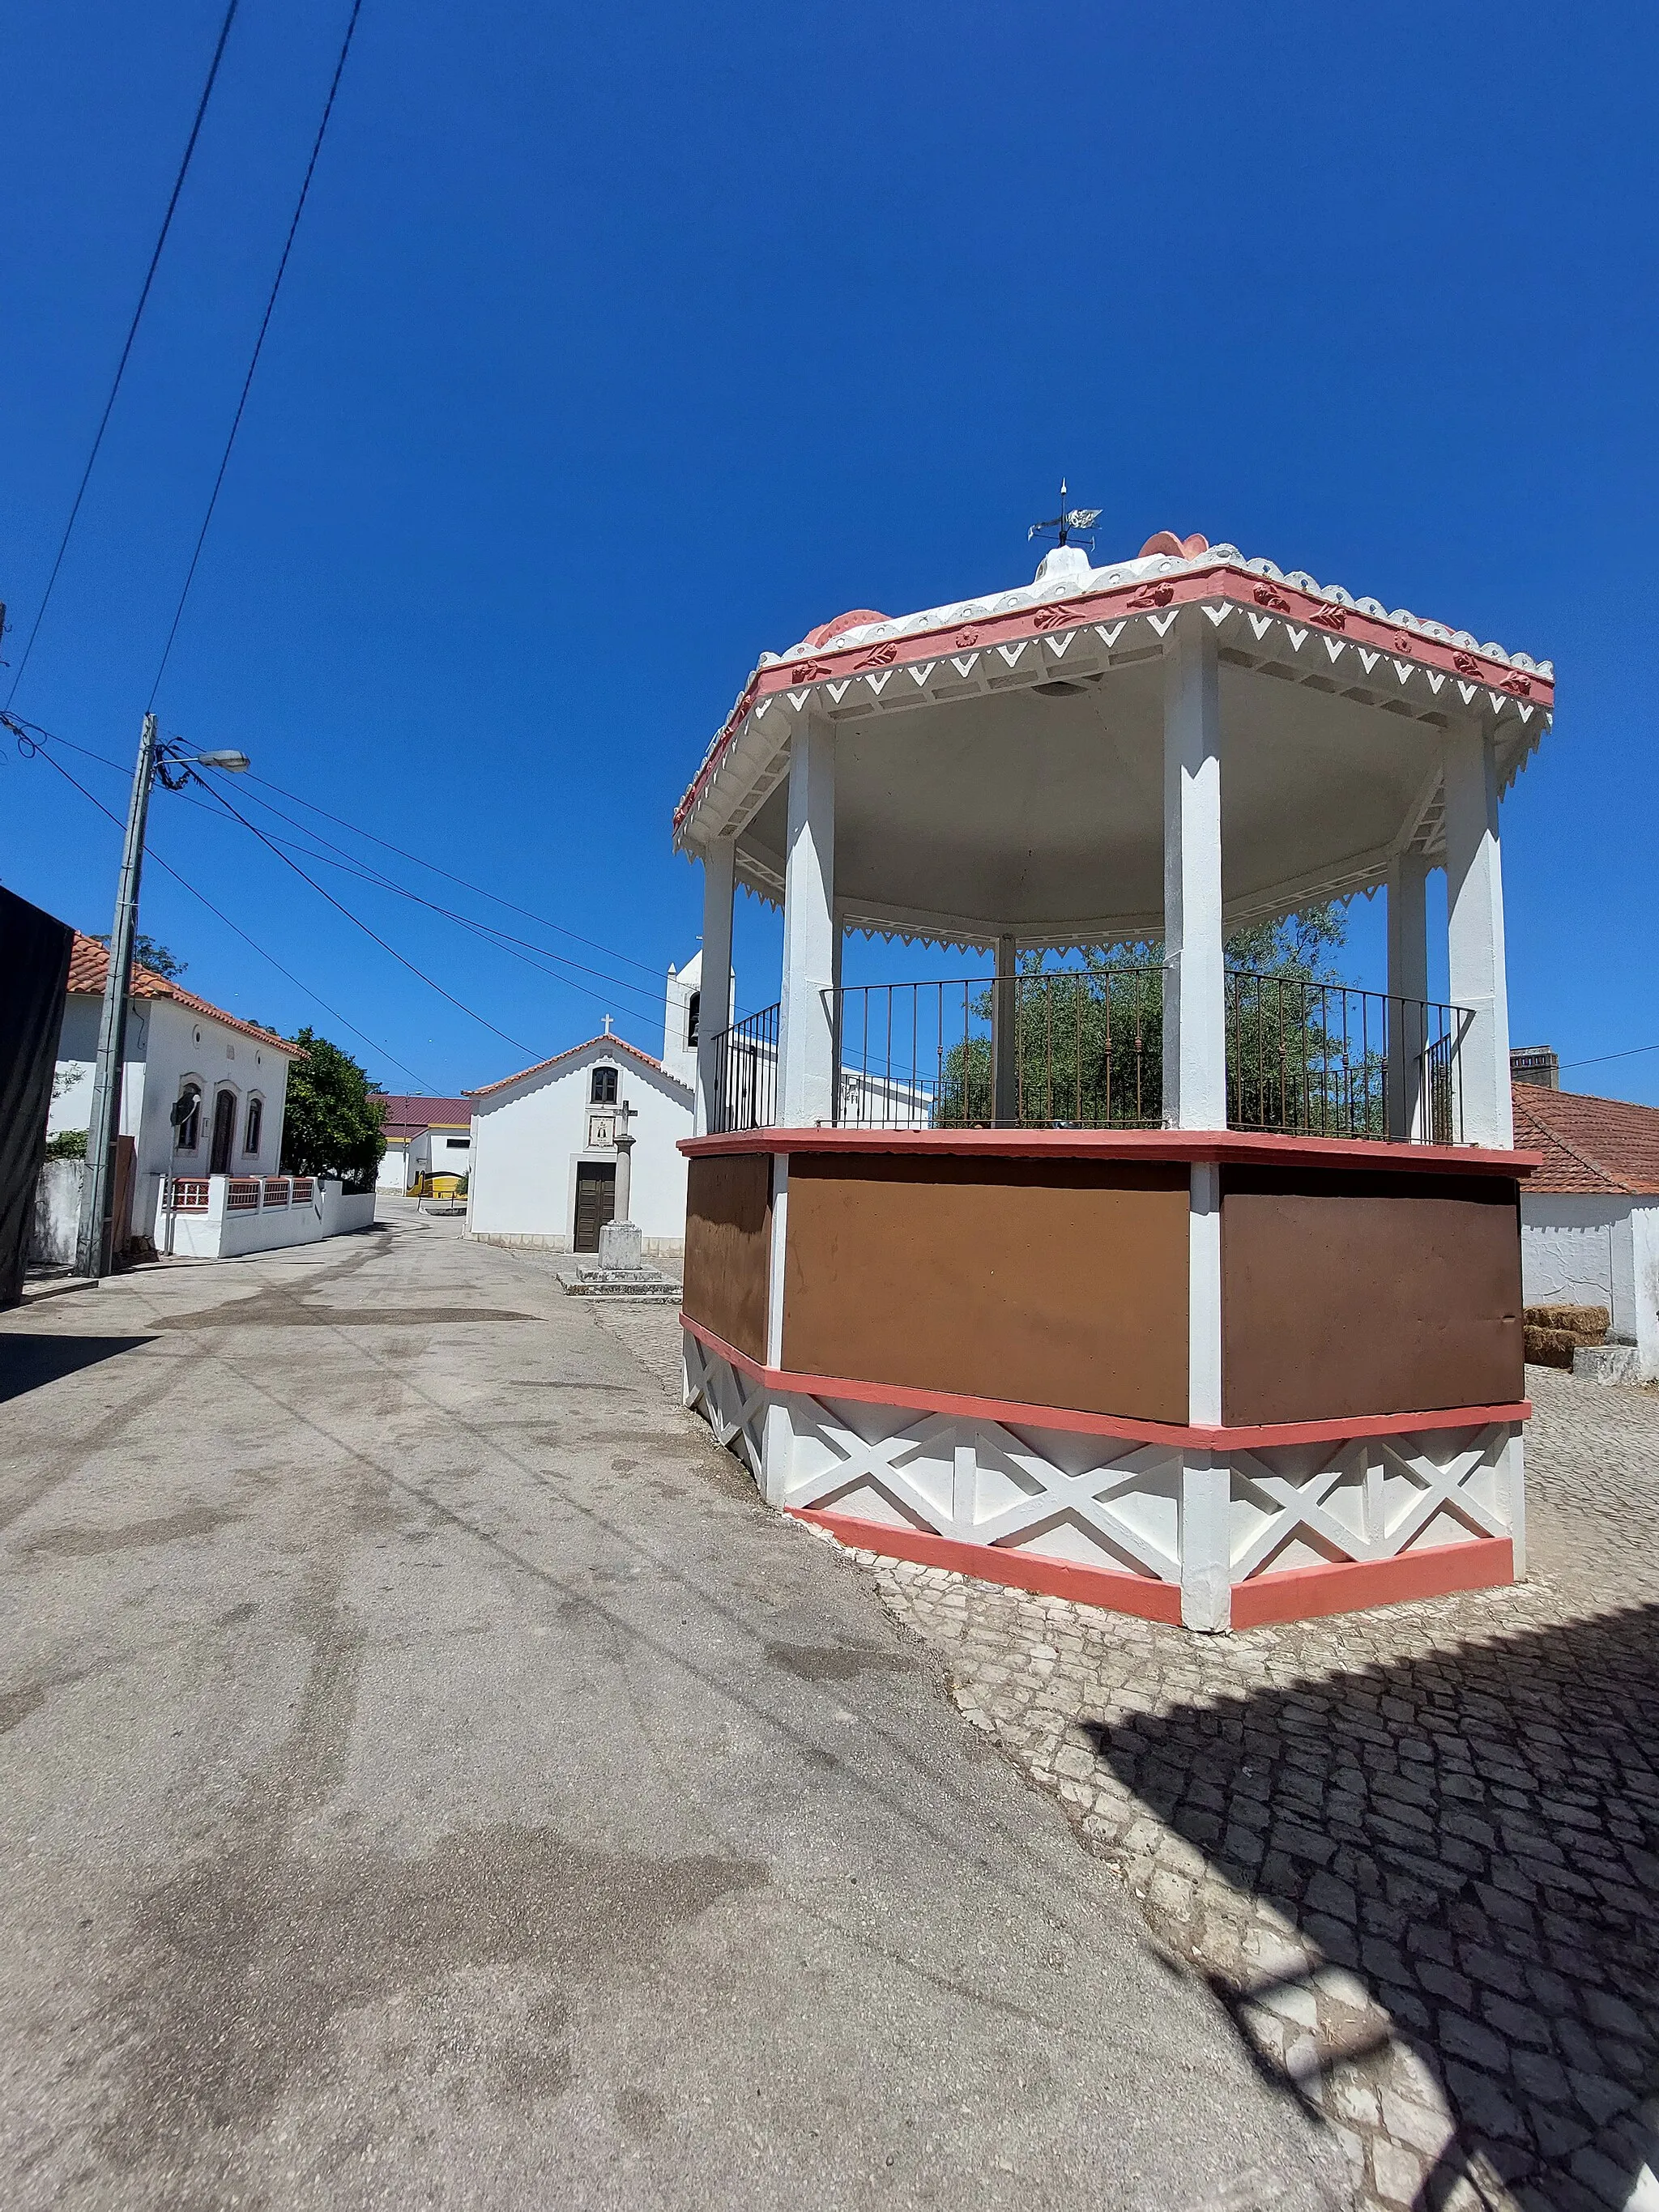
[0,1205,1346,2210]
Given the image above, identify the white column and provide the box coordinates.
[1443,719,1514,1148]
[1162,616,1227,1131]
[694,835,736,1136]
[761,1157,791,1504]
[1180,1159,1230,1630]
[992,931,1018,1126]
[777,716,836,1127]
[1387,850,1430,1142]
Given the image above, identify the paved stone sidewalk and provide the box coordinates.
[849,1370,1659,2212]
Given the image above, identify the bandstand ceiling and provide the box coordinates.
[676,539,1553,953]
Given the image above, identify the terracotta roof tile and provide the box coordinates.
[371,1095,474,1139]
[65,932,300,1056]
[1511,1083,1659,1195]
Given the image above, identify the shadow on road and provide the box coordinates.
[1087,1601,1659,2210]
[0,1333,154,1402]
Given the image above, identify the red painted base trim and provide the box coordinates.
[791,1507,1184,1624]
[1230,1537,1514,1628]
[680,1126,1540,1178]
[793,1511,1514,1631]
[680,1315,1529,1451]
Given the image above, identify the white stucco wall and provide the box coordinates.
[467,1044,693,1257]
[1520,1193,1659,1378]
[377,1139,410,1193]
[410,1127,472,1183]
[52,991,296,1237]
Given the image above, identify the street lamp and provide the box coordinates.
[75,715,253,1279]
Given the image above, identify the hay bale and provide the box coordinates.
[1525,1325,1580,1370]
[1524,1304,1610,1343]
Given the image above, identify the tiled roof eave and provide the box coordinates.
[673,551,1555,846]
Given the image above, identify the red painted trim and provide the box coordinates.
[790,1507,1184,1624]
[681,1315,1529,1451]
[792,1511,1513,1630]
[674,562,1553,831]
[1230,1538,1514,1627]
[680,1125,1540,1178]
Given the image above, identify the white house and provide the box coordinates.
[1514,1080,1659,1377]
[50,934,302,1249]
[466,973,698,1259]
[371,1095,474,1192]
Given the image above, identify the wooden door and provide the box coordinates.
[210,1089,237,1174]
[573,1163,616,1252]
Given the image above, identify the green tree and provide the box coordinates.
[933,904,1380,1133]
[279,1029,386,1188]
[94,931,186,981]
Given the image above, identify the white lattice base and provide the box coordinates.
[682,1330,1523,1628]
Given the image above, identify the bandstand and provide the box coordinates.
[673,531,1550,1630]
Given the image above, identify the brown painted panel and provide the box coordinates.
[782,1155,1188,1422]
[684,1153,772,1363]
[1221,1168,1523,1426]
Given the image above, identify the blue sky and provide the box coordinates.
[4,3,1656,1099]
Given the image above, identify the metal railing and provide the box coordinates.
[834,970,1166,1131]
[708,1003,779,1134]
[705,969,1472,1144]
[827,968,1469,1143]
[1225,974,1469,1145]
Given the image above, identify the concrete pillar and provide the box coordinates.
[778,717,836,1127]
[992,932,1018,1125]
[612,1132,633,1224]
[761,1157,791,1503]
[1180,1159,1230,1630]
[1162,616,1227,1131]
[1443,719,1514,1148]
[695,835,736,1136]
[1387,850,1430,1141]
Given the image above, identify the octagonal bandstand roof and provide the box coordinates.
[675,534,1554,952]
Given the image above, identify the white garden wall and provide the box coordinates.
[1520,1193,1659,1379]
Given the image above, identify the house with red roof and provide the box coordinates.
[1515,1078,1659,1377]
[49,934,302,1251]
[369,1095,475,1194]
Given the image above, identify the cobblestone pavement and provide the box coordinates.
[847,1370,1659,2212]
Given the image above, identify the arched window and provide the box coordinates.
[591,1064,618,1104]
[686,990,701,1046]
[244,1094,263,1157]
[173,1083,202,1153]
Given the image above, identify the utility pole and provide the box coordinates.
[77,714,160,1279]
[74,720,251,1280]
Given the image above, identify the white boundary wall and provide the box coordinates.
[155,1177,377,1259]
[1521,1193,1659,1378]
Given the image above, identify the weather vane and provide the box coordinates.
[1028,478,1102,552]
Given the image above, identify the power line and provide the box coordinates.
[148,0,365,709]
[22,717,681,1016]
[189,773,542,1057]
[1561,1043,1659,1071]
[22,738,441,1089]
[237,765,670,981]
[5,0,243,709]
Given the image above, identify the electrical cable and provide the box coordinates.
[17,715,684,1016]
[1561,1044,1659,1071]
[147,0,365,709]
[238,765,668,980]
[186,774,542,1055]
[22,738,441,1089]
[5,0,243,708]
[13,710,723,1042]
